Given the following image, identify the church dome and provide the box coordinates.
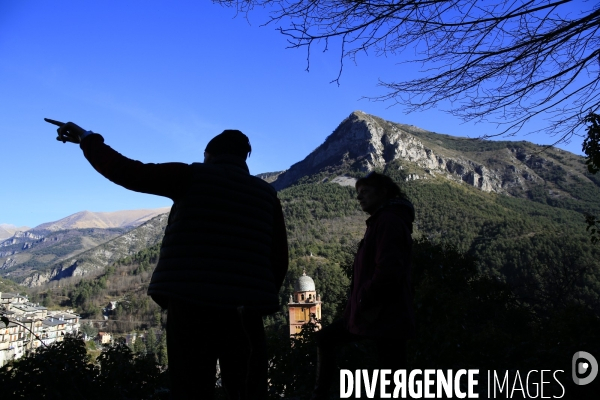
[294,271,315,292]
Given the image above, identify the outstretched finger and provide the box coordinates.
[44,118,64,127]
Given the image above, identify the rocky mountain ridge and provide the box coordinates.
[32,207,171,231]
[255,171,286,183]
[18,213,169,287]
[0,208,171,284]
[271,111,591,203]
[1,228,128,276]
[5,111,598,289]
[0,224,31,241]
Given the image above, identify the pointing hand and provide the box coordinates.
[44,118,91,144]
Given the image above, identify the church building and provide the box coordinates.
[288,270,322,336]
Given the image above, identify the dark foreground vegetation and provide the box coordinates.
[2,238,599,398]
[4,134,600,397]
[0,334,167,399]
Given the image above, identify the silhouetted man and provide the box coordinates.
[311,172,415,399]
[45,118,289,399]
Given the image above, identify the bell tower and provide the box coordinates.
[288,270,322,336]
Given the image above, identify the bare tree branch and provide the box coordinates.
[215,0,600,141]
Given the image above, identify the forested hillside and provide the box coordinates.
[0,228,128,275]
[32,160,600,327]
[17,167,599,398]
[5,110,600,398]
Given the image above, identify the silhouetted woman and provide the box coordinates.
[311,172,415,399]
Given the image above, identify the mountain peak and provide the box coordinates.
[270,111,590,198]
[270,111,430,189]
[32,207,171,231]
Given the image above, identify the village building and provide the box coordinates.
[0,292,80,367]
[0,319,26,367]
[49,312,80,336]
[124,332,143,347]
[10,302,48,320]
[41,317,68,346]
[20,317,45,350]
[288,271,322,336]
[97,331,112,345]
[1,291,28,307]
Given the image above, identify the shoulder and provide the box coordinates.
[249,175,278,196]
[190,162,278,198]
[371,205,413,235]
[372,208,405,227]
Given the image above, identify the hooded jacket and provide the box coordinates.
[343,198,415,338]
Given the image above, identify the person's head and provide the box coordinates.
[355,172,404,214]
[204,129,252,163]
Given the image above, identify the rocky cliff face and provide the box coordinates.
[0,208,173,282]
[0,224,31,241]
[271,111,589,198]
[0,228,126,274]
[19,213,169,287]
[255,171,286,183]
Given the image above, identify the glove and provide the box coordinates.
[44,118,93,144]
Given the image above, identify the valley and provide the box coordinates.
[1,110,595,330]
[2,111,599,398]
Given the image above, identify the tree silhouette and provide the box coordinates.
[217,0,599,141]
[583,113,600,174]
[583,113,600,243]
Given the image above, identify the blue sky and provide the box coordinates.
[1,0,589,228]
